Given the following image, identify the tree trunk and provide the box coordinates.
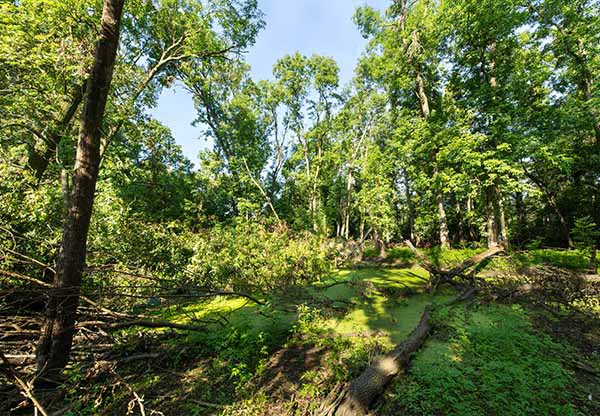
[486,187,499,248]
[437,193,450,249]
[549,195,574,249]
[317,306,432,416]
[515,191,526,244]
[36,0,124,385]
[497,195,508,247]
[316,288,478,416]
[404,170,415,242]
[456,200,465,244]
[589,247,597,274]
[466,195,477,241]
[415,70,430,119]
[344,169,353,240]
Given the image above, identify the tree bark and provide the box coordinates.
[437,193,450,249]
[404,170,415,243]
[456,200,465,244]
[317,306,432,416]
[515,191,526,244]
[486,186,499,248]
[316,288,478,416]
[497,194,508,246]
[36,0,124,385]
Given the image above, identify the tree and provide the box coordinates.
[36,0,125,383]
[272,53,340,233]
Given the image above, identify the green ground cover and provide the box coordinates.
[61,250,598,415]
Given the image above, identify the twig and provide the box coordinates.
[190,399,227,409]
[0,351,50,416]
[108,367,147,416]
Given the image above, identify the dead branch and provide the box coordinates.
[403,241,504,287]
[0,351,50,416]
[78,319,206,332]
[108,366,147,416]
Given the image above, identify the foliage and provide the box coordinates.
[187,221,333,291]
[572,216,600,251]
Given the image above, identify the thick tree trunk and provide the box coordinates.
[549,195,574,248]
[36,0,124,385]
[316,288,477,416]
[317,307,432,416]
[374,230,386,259]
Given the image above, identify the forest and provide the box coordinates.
[0,0,599,414]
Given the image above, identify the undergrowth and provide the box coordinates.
[382,304,586,416]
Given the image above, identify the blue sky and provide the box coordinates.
[149,0,388,166]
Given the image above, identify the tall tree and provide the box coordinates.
[36,0,125,383]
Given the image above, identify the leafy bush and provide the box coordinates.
[187,221,333,292]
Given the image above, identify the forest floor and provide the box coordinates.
[3,249,600,415]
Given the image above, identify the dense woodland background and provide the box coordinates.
[1,0,599,415]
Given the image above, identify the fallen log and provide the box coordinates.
[404,241,504,288]
[316,288,476,416]
[78,319,206,332]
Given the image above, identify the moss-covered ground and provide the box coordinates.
[59,249,599,415]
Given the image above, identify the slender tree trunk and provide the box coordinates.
[36,0,124,385]
[497,195,508,246]
[344,169,353,239]
[437,193,450,249]
[486,186,499,248]
[404,170,415,242]
[414,61,449,249]
[589,247,597,274]
[456,200,464,244]
[515,191,526,244]
[466,195,477,241]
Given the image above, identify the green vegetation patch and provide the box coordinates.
[382,304,584,416]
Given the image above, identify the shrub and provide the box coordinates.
[186,220,333,292]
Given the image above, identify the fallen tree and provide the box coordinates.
[316,288,476,416]
[404,240,504,289]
